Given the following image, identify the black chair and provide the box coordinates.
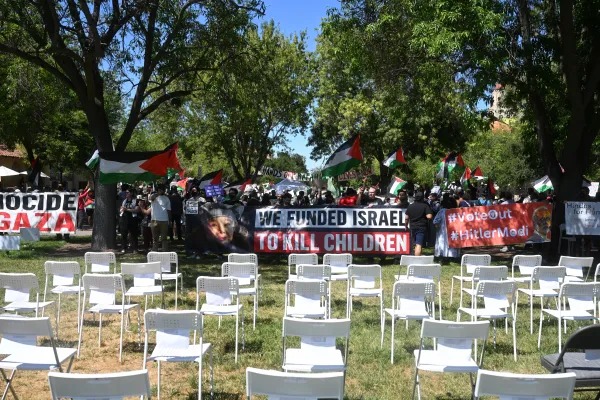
[541,324,600,400]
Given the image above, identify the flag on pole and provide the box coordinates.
[387,177,407,196]
[487,176,497,196]
[28,157,42,187]
[226,178,253,192]
[460,167,472,189]
[383,146,406,169]
[321,135,363,178]
[199,169,223,189]
[86,150,100,169]
[436,152,465,179]
[532,175,553,193]
[98,142,182,184]
[472,166,484,179]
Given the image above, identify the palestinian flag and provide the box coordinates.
[199,169,223,189]
[436,152,465,179]
[487,176,497,196]
[86,150,99,169]
[226,178,252,192]
[472,166,484,180]
[387,177,407,196]
[533,175,553,193]
[321,135,363,178]
[460,167,472,189]
[383,146,406,169]
[99,142,182,184]
[28,157,42,187]
[176,178,190,191]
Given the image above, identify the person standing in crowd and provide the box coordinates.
[338,187,358,206]
[293,190,310,206]
[395,189,410,208]
[150,185,171,251]
[457,190,470,207]
[404,192,433,256]
[434,192,461,260]
[169,187,183,241]
[246,190,261,206]
[138,198,153,253]
[428,192,441,215]
[145,184,153,202]
[358,186,383,206]
[522,187,536,203]
[312,190,327,205]
[77,182,90,230]
[84,190,95,227]
[224,188,242,205]
[119,189,139,253]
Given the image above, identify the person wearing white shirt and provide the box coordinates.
[150,185,171,251]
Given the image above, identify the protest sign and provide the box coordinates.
[185,205,409,255]
[0,193,77,233]
[204,184,223,197]
[446,202,552,248]
[337,168,374,181]
[565,202,600,235]
[259,166,317,182]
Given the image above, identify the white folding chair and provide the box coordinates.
[285,280,329,319]
[282,317,350,373]
[474,369,576,400]
[323,253,352,282]
[288,253,318,279]
[461,266,508,309]
[78,273,141,361]
[451,254,491,304]
[413,320,490,400]
[228,253,262,298]
[406,264,443,319]
[558,256,594,282]
[457,280,518,361]
[297,264,332,318]
[246,367,344,400]
[196,277,244,362]
[0,316,76,400]
[510,254,542,284]
[0,273,53,318]
[395,255,435,280]
[516,266,566,334]
[84,251,116,274]
[121,262,164,310]
[538,282,600,352]
[347,265,383,334]
[385,281,436,364]
[43,261,82,339]
[143,309,213,399]
[48,370,151,400]
[222,262,259,329]
[148,251,183,309]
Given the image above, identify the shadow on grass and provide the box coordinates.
[193,392,242,400]
[225,338,263,354]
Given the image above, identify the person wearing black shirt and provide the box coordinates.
[119,189,140,253]
[169,188,183,241]
[359,186,383,206]
[404,192,433,256]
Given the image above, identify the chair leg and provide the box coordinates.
[380,296,384,348]
[175,277,179,310]
[450,277,455,303]
[210,347,214,399]
[558,317,562,353]
[235,313,239,363]
[512,316,517,361]
[0,369,17,400]
[537,309,544,349]
[412,370,419,400]
[119,312,124,362]
[242,307,245,350]
[391,315,395,364]
[470,372,475,400]
[198,355,202,400]
[157,361,161,400]
[253,294,256,330]
[98,313,103,347]
[459,279,464,308]
[77,310,85,358]
[381,311,385,348]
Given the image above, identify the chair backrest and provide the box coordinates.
[246,368,344,400]
[228,253,258,265]
[147,251,178,273]
[473,266,508,281]
[558,282,600,312]
[554,324,600,368]
[558,256,594,278]
[462,254,491,275]
[475,280,516,310]
[0,272,38,303]
[0,316,54,354]
[84,251,116,274]
[121,262,162,288]
[288,253,319,277]
[323,253,352,270]
[297,264,332,281]
[532,266,566,290]
[392,281,435,314]
[512,254,542,278]
[221,262,258,286]
[48,370,152,400]
[348,264,382,289]
[399,255,434,266]
[406,264,442,281]
[44,261,81,286]
[474,369,576,399]
[196,277,239,308]
[143,309,201,363]
[82,274,124,305]
[285,280,327,312]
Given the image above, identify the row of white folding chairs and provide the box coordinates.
[45,366,575,400]
[411,319,577,400]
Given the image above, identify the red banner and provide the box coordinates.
[253,231,410,254]
[446,202,552,248]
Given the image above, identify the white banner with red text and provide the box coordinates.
[0,193,78,233]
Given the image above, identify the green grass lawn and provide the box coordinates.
[0,237,597,399]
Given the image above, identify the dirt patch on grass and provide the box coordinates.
[47,242,93,258]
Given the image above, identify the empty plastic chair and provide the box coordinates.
[222,262,259,329]
[558,256,594,282]
[121,262,164,309]
[451,254,491,304]
[148,251,183,309]
[84,251,116,274]
[288,253,318,279]
[474,369,576,400]
[48,369,151,399]
[43,261,82,339]
[0,273,53,319]
[395,255,435,280]
[510,254,542,284]
[284,280,329,319]
[246,367,344,400]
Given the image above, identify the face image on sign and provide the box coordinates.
[529,205,552,242]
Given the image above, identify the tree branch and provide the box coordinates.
[558,0,583,113]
